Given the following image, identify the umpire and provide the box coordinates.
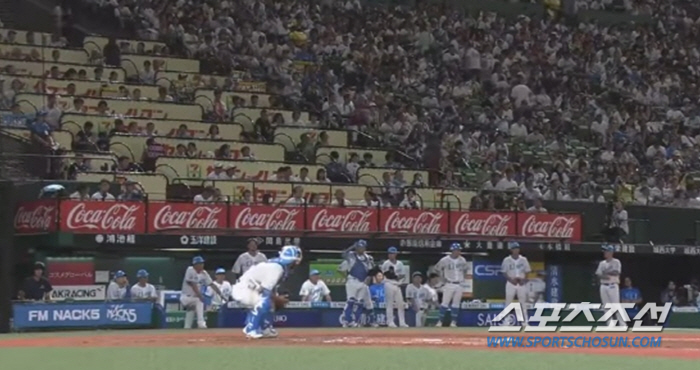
[17,262,53,301]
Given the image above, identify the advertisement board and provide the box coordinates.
[13,302,154,329]
[46,259,95,285]
[50,285,106,301]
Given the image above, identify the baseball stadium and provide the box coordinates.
[2,0,700,369]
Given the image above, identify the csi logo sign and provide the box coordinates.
[473,263,503,280]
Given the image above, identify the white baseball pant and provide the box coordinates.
[441,283,463,309]
[384,281,406,326]
[231,280,263,308]
[505,281,529,324]
[600,283,626,326]
[346,279,373,309]
[415,308,427,327]
[180,295,206,328]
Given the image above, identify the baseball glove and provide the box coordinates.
[273,291,290,310]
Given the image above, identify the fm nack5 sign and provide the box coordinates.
[13,200,582,241]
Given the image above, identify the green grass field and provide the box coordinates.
[1,328,698,370]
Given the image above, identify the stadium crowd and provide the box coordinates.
[3,0,700,210]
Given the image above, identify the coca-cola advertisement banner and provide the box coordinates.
[59,201,146,234]
[148,202,227,231]
[16,201,582,242]
[14,200,58,234]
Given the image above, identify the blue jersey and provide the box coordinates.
[620,287,641,302]
[369,283,385,303]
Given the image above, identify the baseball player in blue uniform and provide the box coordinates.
[434,243,469,327]
[338,239,376,327]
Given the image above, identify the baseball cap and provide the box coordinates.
[34,261,46,270]
[508,242,521,249]
[192,256,205,265]
[354,239,367,249]
[602,244,614,252]
[412,271,423,278]
[450,242,461,251]
[136,269,149,278]
[114,270,126,278]
[309,269,320,276]
[387,246,398,254]
[215,268,226,275]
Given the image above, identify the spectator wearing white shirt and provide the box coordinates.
[70,184,90,200]
[139,60,155,84]
[482,172,502,191]
[206,163,226,179]
[299,270,332,302]
[285,186,306,206]
[527,198,548,213]
[606,201,629,242]
[331,189,352,207]
[194,187,215,203]
[542,179,565,201]
[40,94,62,130]
[496,168,519,191]
[520,177,542,201]
[510,119,528,138]
[399,188,421,209]
[346,153,361,181]
[91,179,115,201]
[130,269,157,302]
[646,142,666,159]
[510,81,532,108]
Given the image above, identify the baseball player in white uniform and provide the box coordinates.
[434,243,469,327]
[130,269,157,302]
[299,270,332,302]
[232,238,268,279]
[596,244,625,326]
[405,272,438,327]
[210,268,232,310]
[526,270,547,304]
[381,247,408,327]
[231,245,303,339]
[338,239,376,327]
[501,241,531,324]
[106,270,129,301]
[180,256,226,329]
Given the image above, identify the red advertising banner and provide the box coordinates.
[306,207,378,232]
[46,260,95,285]
[518,213,582,241]
[14,200,58,234]
[15,201,583,241]
[59,200,146,234]
[149,202,227,231]
[451,211,516,237]
[230,205,304,231]
[379,209,449,234]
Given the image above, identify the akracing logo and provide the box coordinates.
[106,304,138,323]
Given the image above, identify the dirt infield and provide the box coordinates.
[2,329,700,359]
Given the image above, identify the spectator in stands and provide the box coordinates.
[93,67,104,81]
[206,125,221,140]
[91,179,115,201]
[69,183,90,200]
[114,155,141,172]
[527,198,548,213]
[111,119,128,138]
[261,193,274,206]
[118,180,144,201]
[215,144,232,159]
[606,201,629,243]
[194,186,215,203]
[144,122,157,137]
[103,37,121,67]
[126,121,140,135]
[139,60,155,84]
[174,124,191,138]
[1,103,28,127]
[174,143,187,157]
[296,133,315,161]
[362,153,376,168]
[66,154,93,179]
[96,100,111,115]
[222,165,238,180]
[411,173,426,188]
[399,189,421,210]
[520,177,543,201]
[326,151,350,182]
[316,168,330,183]
[661,281,680,305]
[316,132,330,148]
[240,146,254,161]
[331,189,351,207]
[157,86,174,102]
[66,97,85,113]
[30,112,58,150]
[346,153,360,181]
[142,137,164,171]
[253,109,273,142]
[40,94,62,129]
[207,163,225,179]
[18,262,52,301]
[620,277,643,307]
[542,179,565,201]
[186,142,199,158]
[239,189,253,205]
[285,186,306,206]
[496,168,519,192]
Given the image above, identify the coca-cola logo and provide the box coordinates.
[521,215,577,239]
[234,207,300,230]
[14,205,55,230]
[65,203,140,231]
[454,213,512,236]
[152,205,223,230]
[383,211,444,234]
[311,209,373,232]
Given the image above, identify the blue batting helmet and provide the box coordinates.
[277,245,302,266]
[508,242,521,249]
[114,270,126,278]
[192,256,205,265]
[354,240,367,249]
[136,269,149,278]
[309,269,320,276]
[450,242,462,251]
[387,246,398,254]
[602,244,614,252]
